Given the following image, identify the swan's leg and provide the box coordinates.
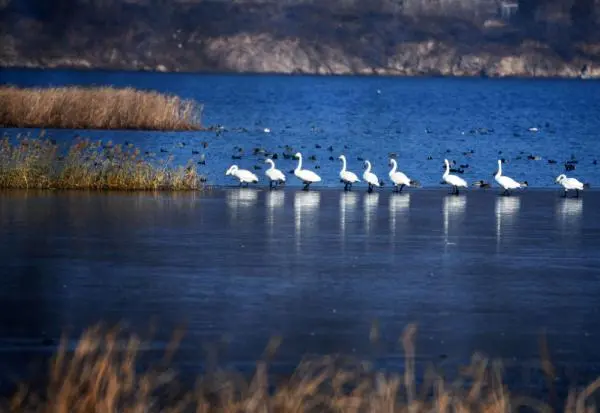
[399,184,405,193]
[576,189,580,198]
[455,186,460,196]
[269,180,273,190]
[562,189,567,198]
[367,184,373,193]
[302,182,309,191]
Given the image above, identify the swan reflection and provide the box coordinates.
[389,193,411,238]
[556,198,583,237]
[495,196,521,251]
[443,195,466,250]
[226,188,259,221]
[339,192,359,240]
[265,190,285,234]
[294,191,321,251]
[364,193,379,235]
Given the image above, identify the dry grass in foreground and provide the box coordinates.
[3,323,600,413]
[0,86,202,130]
[0,135,203,190]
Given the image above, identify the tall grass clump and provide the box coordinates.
[0,135,203,190]
[3,323,599,413]
[0,86,202,130]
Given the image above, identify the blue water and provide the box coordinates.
[1,69,599,189]
[2,70,600,402]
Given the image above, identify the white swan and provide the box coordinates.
[556,174,585,198]
[225,164,258,186]
[338,155,360,191]
[294,152,321,190]
[442,158,467,195]
[363,160,381,193]
[494,159,527,196]
[388,158,414,193]
[264,158,286,189]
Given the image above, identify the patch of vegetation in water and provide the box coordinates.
[0,134,204,191]
[1,322,595,413]
[0,86,203,131]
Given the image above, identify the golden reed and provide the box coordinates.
[3,323,599,413]
[0,134,203,190]
[0,86,202,130]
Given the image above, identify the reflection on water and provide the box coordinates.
[443,195,467,250]
[556,198,583,237]
[339,192,359,246]
[2,189,600,398]
[226,189,259,222]
[266,190,285,225]
[363,193,379,235]
[294,191,321,252]
[389,193,411,238]
[495,196,521,251]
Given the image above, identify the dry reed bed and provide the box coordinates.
[3,324,600,413]
[0,135,203,190]
[0,86,202,130]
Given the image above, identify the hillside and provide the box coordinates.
[1,0,600,78]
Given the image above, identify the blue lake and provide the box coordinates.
[1,70,600,401]
[1,69,599,189]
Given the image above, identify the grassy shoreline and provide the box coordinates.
[0,135,204,190]
[0,86,203,131]
[1,323,597,413]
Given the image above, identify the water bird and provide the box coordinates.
[263,128,271,133]
[225,165,259,186]
[494,159,527,196]
[293,152,321,190]
[564,163,576,171]
[473,180,491,189]
[265,158,286,189]
[338,155,360,191]
[442,158,468,195]
[555,174,587,198]
[388,158,415,193]
[363,160,381,193]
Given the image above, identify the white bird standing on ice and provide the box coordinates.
[294,152,321,190]
[338,155,360,191]
[442,158,467,195]
[264,158,286,189]
[225,165,259,186]
[556,174,586,198]
[494,159,527,196]
[388,158,414,193]
[363,160,381,193]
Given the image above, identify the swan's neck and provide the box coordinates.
[267,161,274,171]
[365,162,372,174]
[340,157,347,173]
[443,162,449,177]
[390,160,397,175]
[496,161,502,178]
[295,155,303,172]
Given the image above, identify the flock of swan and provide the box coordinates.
[225,152,588,198]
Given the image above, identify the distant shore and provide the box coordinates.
[2,45,599,79]
[1,0,599,80]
